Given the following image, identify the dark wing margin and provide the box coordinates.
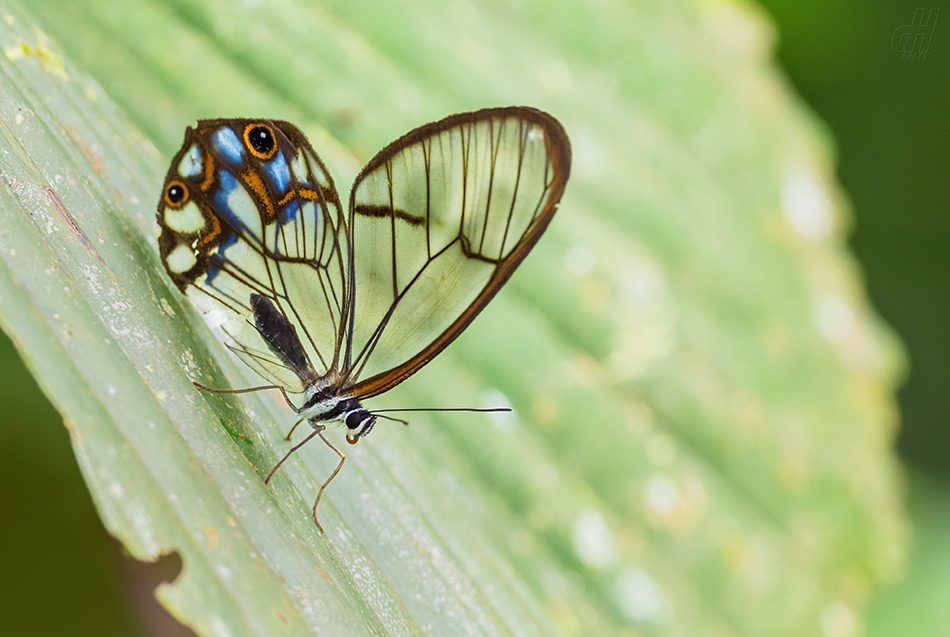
[342,106,571,399]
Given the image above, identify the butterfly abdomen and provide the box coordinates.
[250,294,317,385]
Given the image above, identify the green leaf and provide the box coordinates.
[0,1,907,635]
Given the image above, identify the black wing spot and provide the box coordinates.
[354,203,425,226]
[244,123,277,160]
[164,180,188,208]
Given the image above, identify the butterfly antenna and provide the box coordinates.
[371,407,512,414]
[370,407,511,426]
[374,413,410,426]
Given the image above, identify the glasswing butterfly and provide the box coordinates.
[157,107,571,531]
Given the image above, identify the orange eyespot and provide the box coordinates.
[345,433,360,445]
[164,180,188,208]
[243,122,277,160]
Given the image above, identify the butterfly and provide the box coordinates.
[156,107,571,531]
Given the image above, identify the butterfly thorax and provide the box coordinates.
[300,388,376,443]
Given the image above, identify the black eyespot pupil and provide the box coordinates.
[167,185,184,203]
[248,126,274,154]
[345,411,363,429]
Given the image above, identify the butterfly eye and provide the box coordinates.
[164,180,188,208]
[344,411,364,429]
[243,123,277,160]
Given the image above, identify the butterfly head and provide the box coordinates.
[342,406,376,445]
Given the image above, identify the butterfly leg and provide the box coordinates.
[265,426,321,484]
[312,429,346,534]
[273,386,303,414]
[283,417,306,441]
[192,381,303,413]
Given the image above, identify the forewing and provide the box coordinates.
[157,119,349,392]
[343,107,571,398]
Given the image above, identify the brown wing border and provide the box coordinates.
[343,106,572,399]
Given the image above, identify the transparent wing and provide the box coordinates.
[157,119,349,393]
[343,107,571,398]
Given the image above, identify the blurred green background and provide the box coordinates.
[757,1,950,634]
[0,0,946,635]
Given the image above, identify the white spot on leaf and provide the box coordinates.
[815,295,855,343]
[783,169,833,240]
[613,566,671,624]
[565,244,595,277]
[644,474,679,515]
[572,509,618,570]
